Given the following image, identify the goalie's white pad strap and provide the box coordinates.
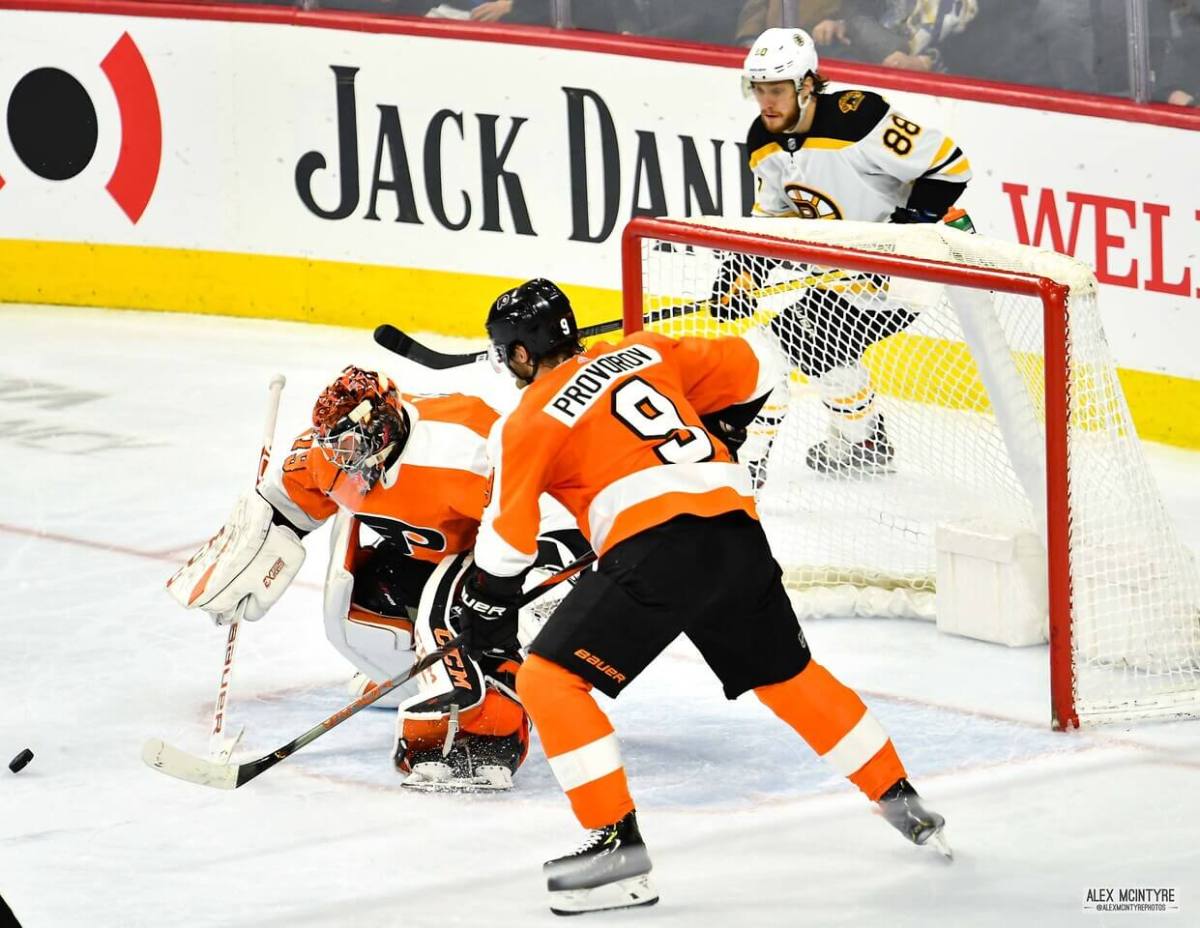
[167,491,305,622]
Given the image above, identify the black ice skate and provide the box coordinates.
[878,778,952,859]
[544,810,659,915]
[399,731,523,793]
[805,413,895,477]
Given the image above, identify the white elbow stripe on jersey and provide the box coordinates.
[743,326,789,400]
[819,710,889,777]
[547,732,624,792]
[474,520,539,578]
[586,462,753,555]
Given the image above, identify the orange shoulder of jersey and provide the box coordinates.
[628,329,781,415]
[265,394,499,563]
[476,334,772,576]
[403,392,498,439]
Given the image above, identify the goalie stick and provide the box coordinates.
[373,271,850,370]
[205,374,286,762]
[143,550,597,790]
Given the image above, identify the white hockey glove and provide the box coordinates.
[166,491,306,625]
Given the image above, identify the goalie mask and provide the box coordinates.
[312,366,408,488]
[486,278,582,378]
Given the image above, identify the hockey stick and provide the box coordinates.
[373,272,850,370]
[142,549,597,790]
[208,373,286,761]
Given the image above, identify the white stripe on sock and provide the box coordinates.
[820,710,889,777]
[548,733,623,792]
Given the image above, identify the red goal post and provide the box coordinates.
[620,215,1200,730]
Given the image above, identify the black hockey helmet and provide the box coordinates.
[486,279,582,374]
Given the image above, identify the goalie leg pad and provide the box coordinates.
[396,688,531,791]
[395,550,531,778]
[401,551,487,720]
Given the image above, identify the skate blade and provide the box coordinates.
[549,874,659,916]
[401,777,512,793]
[929,829,954,860]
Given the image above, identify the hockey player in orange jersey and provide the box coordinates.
[167,365,588,791]
[451,280,949,914]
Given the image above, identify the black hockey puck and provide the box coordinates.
[8,749,33,773]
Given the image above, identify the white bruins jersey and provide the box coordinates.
[748,89,971,222]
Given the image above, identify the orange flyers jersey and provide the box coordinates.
[474,328,784,577]
[260,393,498,564]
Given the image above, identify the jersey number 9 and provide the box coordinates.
[612,378,714,465]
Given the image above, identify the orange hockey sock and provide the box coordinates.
[516,654,635,828]
[754,660,906,802]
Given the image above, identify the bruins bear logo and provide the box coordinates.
[783,184,843,220]
[838,91,865,114]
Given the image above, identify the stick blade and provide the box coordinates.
[373,324,488,370]
[208,725,245,764]
[142,738,239,790]
[373,324,409,353]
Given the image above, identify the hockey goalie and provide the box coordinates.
[166,365,590,791]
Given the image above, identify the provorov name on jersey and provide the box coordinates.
[544,345,661,426]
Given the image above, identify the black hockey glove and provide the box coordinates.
[889,206,942,224]
[700,412,748,461]
[700,393,772,462]
[457,567,523,655]
[890,205,977,233]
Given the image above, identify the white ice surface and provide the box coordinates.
[2,305,1199,927]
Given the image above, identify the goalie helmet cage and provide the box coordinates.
[620,215,1200,730]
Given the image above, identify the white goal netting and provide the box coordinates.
[626,216,1200,727]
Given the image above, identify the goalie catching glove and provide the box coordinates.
[166,490,306,625]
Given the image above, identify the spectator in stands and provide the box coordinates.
[464,0,548,22]
[735,1,843,45]
[735,1,975,72]
[312,0,549,21]
[1157,0,1200,105]
[578,0,739,44]
[734,1,909,66]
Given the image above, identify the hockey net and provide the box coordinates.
[621,215,1200,728]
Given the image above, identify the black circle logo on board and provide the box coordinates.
[7,67,99,181]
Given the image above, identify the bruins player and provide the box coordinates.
[457,280,948,915]
[720,27,973,480]
[167,366,588,791]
